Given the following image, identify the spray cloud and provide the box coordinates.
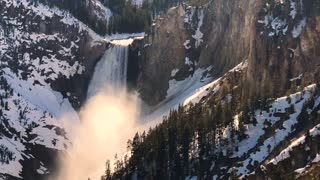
[53,88,140,180]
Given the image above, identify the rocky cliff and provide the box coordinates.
[136,0,261,105]
[136,5,189,105]
[246,0,320,101]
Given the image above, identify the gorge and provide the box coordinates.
[0,0,319,179]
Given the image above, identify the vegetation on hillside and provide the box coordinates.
[101,0,182,34]
[105,0,151,34]
[100,68,320,179]
[31,0,108,35]
[31,0,207,34]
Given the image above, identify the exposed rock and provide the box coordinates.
[137,0,264,105]
[246,0,320,100]
[137,5,189,105]
[199,0,263,76]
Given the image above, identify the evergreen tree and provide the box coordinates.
[104,160,112,180]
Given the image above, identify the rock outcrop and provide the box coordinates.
[136,0,262,105]
[198,0,261,75]
[246,0,320,101]
[137,5,189,105]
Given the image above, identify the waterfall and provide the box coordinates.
[87,44,129,98]
[56,38,141,180]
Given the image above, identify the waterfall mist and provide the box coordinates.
[51,44,141,179]
[53,89,140,180]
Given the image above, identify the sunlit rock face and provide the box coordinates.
[136,0,261,105]
[198,0,261,75]
[246,0,320,100]
[136,5,190,105]
[136,0,320,106]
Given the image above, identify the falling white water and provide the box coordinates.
[87,44,129,98]
[54,42,140,180]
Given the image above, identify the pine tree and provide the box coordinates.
[104,160,112,180]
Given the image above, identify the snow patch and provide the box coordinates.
[184,40,191,49]
[292,18,306,38]
[192,9,204,48]
[171,69,179,77]
[236,84,317,176]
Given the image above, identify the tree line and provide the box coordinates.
[101,99,243,179]
[101,0,183,34]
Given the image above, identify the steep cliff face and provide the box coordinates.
[136,0,262,105]
[246,0,320,100]
[136,0,320,106]
[198,0,262,75]
[137,5,189,105]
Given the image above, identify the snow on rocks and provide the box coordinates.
[269,122,320,165]
[192,9,204,48]
[36,162,49,175]
[185,57,193,66]
[312,154,320,163]
[171,69,180,77]
[167,66,213,99]
[0,0,96,178]
[129,0,144,7]
[289,0,297,19]
[229,60,248,73]
[259,0,307,38]
[184,6,195,23]
[236,84,318,176]
[0,137,25,178]
[290,74,303,82]
[0,73,75,177]
[2,0,105,47]
[270,17,288,36]
[90,0,112,21]
[142,61,248,128]
[294,153,320,174]
[183,77,221,106]
[292,17,307,38]
[141,66,214,126]
[184,40,192,49]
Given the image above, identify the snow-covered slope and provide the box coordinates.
[0,0,107,178]
[89,0,112,21]
[141,61,248,128]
